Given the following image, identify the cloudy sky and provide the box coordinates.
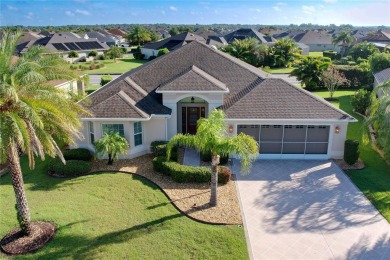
[1,0,389,26]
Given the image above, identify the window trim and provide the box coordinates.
[101,123,125,137]
[134,121,143,146]
[89,121,95,144]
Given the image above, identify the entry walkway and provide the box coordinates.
[183,148,200,166]
[233,160,390,260]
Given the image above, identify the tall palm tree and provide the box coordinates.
[0,29,90,237]
[332,31,355,57]
[94,131,129,165]
[166,109,258,206]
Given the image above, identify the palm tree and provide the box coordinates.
[0,29,90,240]
[291,56,329,90]
[367,80,390,160]
[166,109,258,206]
[268,38,300,67]
[332,31,355,57]
[94,132,129,165]
[126,26,151,46]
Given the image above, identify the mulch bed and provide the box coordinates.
[90,155,242,225]
[0,221,56,256]
[333,159,365,170]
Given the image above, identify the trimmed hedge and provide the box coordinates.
[351,89,371,115]
[150,141,178,162]
[323,50,340,60]
[63,148,93,161]
[152,156,231,184]
[335,65,373,88]
[100,75,112,86]
[201,151,229,165]
[344,139,359,165]
[48,157,92,177]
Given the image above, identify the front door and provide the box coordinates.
[187,107,200,134]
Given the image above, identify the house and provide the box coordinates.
[82,31,119,46]
[75,41,356,160]
[141,32,206,59]
[18,32,110,62]
[106,28,127,43]
[15,31,43,54]
[224,28,274,44]
[373,68,390,98]
[358,30,390,44]
[48,75,86,95]
[293,30,340,52]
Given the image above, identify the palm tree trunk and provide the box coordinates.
[7,142,32,235]
[108,154,113,165]
[210,155,220,207]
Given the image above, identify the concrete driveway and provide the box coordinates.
[233,160,390,260]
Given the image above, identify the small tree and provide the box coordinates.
[88,50,98,58]
[157,48,169,57]
[105,46,123,62]
[267,38,300,67]
[291,56,329,90]
[68,50,79,63]
[349,41,379,60]
[94,132,129,165]
[322,66,349,100]
[351,89,371,115]
[126,26,151,46]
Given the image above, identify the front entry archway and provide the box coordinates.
[178,97,208,134]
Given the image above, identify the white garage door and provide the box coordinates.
[237,125,330,155]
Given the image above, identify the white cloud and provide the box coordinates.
[65,11,75,16]
[324,0,337,3]
[25,12,33,19]
[7,5,18,11]
[273,6,282,11]
[302,5,316,14]
[169,6,177,11]
[75,9,91,15]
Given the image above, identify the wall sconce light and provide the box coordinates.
[228,125,234,133]
[191,97,194,103]
[335,126,340,134]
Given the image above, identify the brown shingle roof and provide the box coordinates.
[157,65,228,92]
[294,30,333,45]
[142,32,206,51]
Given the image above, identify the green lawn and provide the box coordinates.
[309,52,323,57]
[312,89,390,221]
[77,57,147,75]
[262,67,294,74]
[0,158,248,259]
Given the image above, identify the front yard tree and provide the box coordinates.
[166,109,258,207]
[94,132,129,165]
[0,29,89,253]
[267,38,300,67]
[105,46,123,62]
[349,41,379,60]
[126,26,151,46]
[332,31,355,57]
[291,56,329,90]
[322,66,349,100]
[68,50,79,63]
[88,50,98,58]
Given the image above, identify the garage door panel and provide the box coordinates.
[283,143,305,154]
[261,142,282,154]
[238,125,259,141]
[260,125,283,141]
[306,143,328,154]
[283,125,306,142]
[307,126,330,142]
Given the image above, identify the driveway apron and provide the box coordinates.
[233,160,390,260]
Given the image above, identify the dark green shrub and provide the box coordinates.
[48,158,92,177]
[321,57,331,63]
[150,141,178,161]
[152,156,167,174]
[201,150,229,165]
[336,65,373,87]
[351,89,371,115]
[63,148,93,161]
[70,65,78,70]
[79,57,86,62]
[100,75,112,86]
[133,52,145,60]
[323,50,340,60]
[148,55,157,61]
[347,61,357,66]
[157,48,169,57]
[344,139,359,165]
[218,166,231,184]
[121,47,127,54]
[99,54,106,60]
[88,50,98,57]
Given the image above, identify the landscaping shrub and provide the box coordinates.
[321,57,331,63]
[153,156,230,184]
[344,139,359,165]
[88,50,98,57]
[99,54,106,60]
[351,89,371,115]
[323,50,340,60]
[121,47,127,54]
[150,141,178,161]
[70,65,78,70]
[48,157,92,177]
[157,48,169,57]
[201,150,229,165]
[100,75,112,86]
[79,57,87,62]
[336,65,373,87]
[148,55,157,61]
[63,148,93,161]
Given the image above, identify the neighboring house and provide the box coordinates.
[106,28,127,43]
[258,28,285,37]
[75,41,356,160]
[141,32,206,59]
[373,68,390,98]
[358,30,390,44]
[224,28,274,44]
[15,31,43,54]
[82,31,119,46]
[18,32,109,62]
[48,76,86,95]
[206,36,228,48]
[293,30,340,52]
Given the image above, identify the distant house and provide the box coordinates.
[48,76,86,95]
[373,68,390,98]
[206,36,228,48]
[293,30,340,52]
[106,28,127,43]
[258,28,285,37]
[15,31,43,54]
[18,32,109,62]
[224,28,274,44]
[141,32,206,59]
[82,31,119,46]
[358,30,390,44]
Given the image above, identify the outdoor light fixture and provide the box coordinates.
[335,126,340,134]
[191,97,194,103]
[228,125,234,133]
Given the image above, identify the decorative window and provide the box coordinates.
[285,125,292,128]
[250,125,259,128]
[308,125,315,129]
[319,125,327,129]
[273,125,282,128]
[89,122,94,144]
[296,125,304,129]
[134,122,142,146]
[102,124,124,137]
[262,125,270,128]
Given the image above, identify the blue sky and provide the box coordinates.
[1,0,389,26]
